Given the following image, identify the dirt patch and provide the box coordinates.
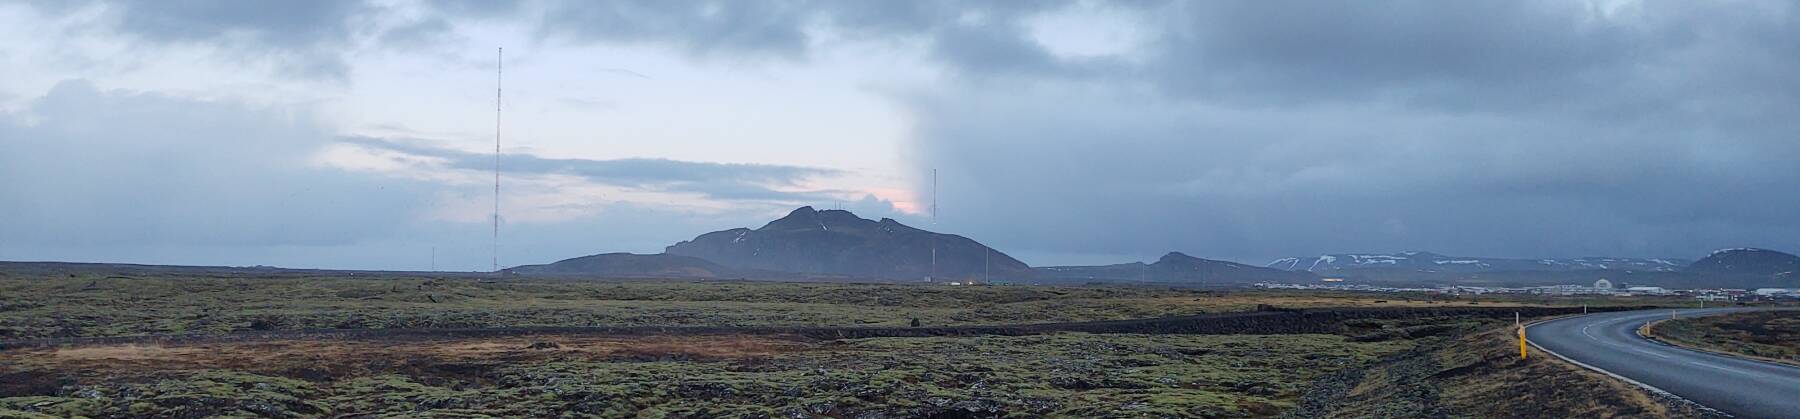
[6,334,816,379]
[48,344,210,361]
[413,334,807,360]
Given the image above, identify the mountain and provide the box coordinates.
[1266,251,1688,274]
[1037,252,1316,285]
[1688,248,1800,277]
[507,253,734,278]
[664,206,1034,281]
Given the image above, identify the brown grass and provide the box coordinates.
[1649,311,1800,367]
[48,344,209,361]
[6,334,816,376]
[1438,327,1672,418]
[1324,324,1674,418]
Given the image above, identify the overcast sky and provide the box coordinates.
[2,0,1798,270]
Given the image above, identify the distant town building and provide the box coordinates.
[1695,293,1734,302]
[1754,288,1798,296]
[1625,286,1669,295]
[1594,279,1613,290]
[1321,278,1345,283]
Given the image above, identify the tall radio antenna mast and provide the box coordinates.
[492,47,502,274]
[930,168,937,282]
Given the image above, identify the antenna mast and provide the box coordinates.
[930,169,937,282]
[493,47,502,274]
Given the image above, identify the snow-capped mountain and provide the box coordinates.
[1688,248,1799,277]
[1266,251,1689,273]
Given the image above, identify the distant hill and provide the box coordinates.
[1038,252,1316,285]
[506,253,733,278]
[1266,251,1687,274]
[1688,248,1800,278]
[664,206,1034,281]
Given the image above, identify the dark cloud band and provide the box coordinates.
[341,136,846,203]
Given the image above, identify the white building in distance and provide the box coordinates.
[1625,286,1669,295]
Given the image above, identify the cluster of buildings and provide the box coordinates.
[1507,279,1671,296]
[1691,287,1800,302]
[1255,278,1800,302]
[1254,282,1437,293]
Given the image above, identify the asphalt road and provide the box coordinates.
[1527,308,1800,418]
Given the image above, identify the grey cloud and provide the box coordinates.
[103,0,368,80]
[31,1,1073,80]
[111,0,362,47]
[858,1,1800,264]
[430,0,530,18]
[810,1,1065,37]
[906,4,1800,263]
[450,0,1795,121]
[26,0,514,81]
[377,17,455,50]
[0,81,881,270]
[927,22,1062,77]
[596,68,652,79]
[17,1,1800,267]
[373,0,534,51]
[1140,2,1652,107]
[0,80,430,248]
[535,0,1068,63]
[771,1,1790,120]
[343,136,846,203]
[539,0,814,60]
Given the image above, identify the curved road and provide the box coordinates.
[1527,308,1800,418]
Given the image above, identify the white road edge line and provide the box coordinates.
[1523,314,1733,418]
[1632,348,1672,359]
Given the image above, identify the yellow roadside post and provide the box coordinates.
[1517,312,1527,360]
